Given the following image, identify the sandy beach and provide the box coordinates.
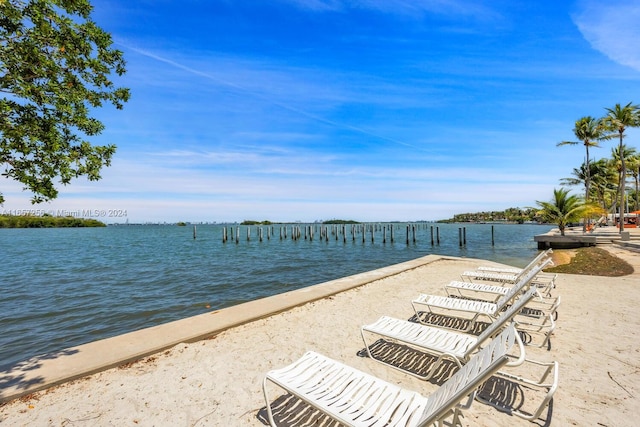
[1,246,639,426]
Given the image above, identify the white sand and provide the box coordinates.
[1,247,639,426]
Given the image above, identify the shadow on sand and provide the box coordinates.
[0,348,79,403]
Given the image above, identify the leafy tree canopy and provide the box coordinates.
[0,0,129,204]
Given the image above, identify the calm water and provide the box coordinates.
[0,223,552,368]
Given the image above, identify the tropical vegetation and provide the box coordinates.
[0,214,105,228]
[455,102,640,231]
[535,188,601,236]
[449,208,538,223]
[555,102,640,232]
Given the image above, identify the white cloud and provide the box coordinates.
[572,0,640,71]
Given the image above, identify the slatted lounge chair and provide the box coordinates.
[473,249,553,276]
[263,325,520,427]
[472,270,558,298]
[412,262,546,332]
[476,357,559,421]
[444,259,560,320]
[446,274,557,301]
[360,288,536,380]
[460,250,556,295]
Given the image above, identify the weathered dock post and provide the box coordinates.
[236,227,239,244]
[406,225,410,245]
[430,226,434,245]
[412,225,416,243]
[193,225,197,240]
[259,227,263,242]
[458,228,462,246]
[223,227,227,243]
[436,226,440,245]
[383,226,387,244]
[491,225,495,246]
[463,227,467,246]
[247,227,250,241]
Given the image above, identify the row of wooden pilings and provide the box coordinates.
[200,224,497,246]
[220,224,418,244]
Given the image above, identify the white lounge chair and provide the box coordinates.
[412,262,547,332]
[472,269,558,298]
[361,288,536,380]
[476,358,559,421]
[474,249,552,275]
[460,250,556,296]
[445,259,560,322]
[263,325,520,427]
[449,258,553,299]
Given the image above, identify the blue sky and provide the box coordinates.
[4,0,640,223]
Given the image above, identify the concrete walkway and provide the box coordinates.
[0,255,446,404]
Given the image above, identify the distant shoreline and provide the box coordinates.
[0,215,106,228]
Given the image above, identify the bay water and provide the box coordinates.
[0,223,552,368]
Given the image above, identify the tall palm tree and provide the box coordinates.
[557,117,610,225]
[603,102,640,232]
[588,158,618,212]
[609,144,637,221]
[535,188,600,236]
[627,154,640,212]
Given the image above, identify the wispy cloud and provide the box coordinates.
[121,44,427,150]
[572,0,640,72]
[284,0,500,21]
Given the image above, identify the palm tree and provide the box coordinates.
[627,154,640,211]
[609,144,637,222]
[588,158,618,212]
[603,102,640,232]
[536,188,600,236]
[557,116,610,229]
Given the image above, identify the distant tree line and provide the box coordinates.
[323,219,360,224]
[241,220,274,225]
[0,215,106,228]
[447,208,539,224]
